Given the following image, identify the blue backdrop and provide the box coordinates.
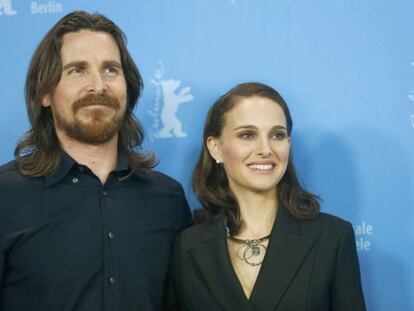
[1,1,413,309]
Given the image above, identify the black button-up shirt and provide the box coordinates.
[0,153,190,310]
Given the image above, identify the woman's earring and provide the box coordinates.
[216,159,222,164]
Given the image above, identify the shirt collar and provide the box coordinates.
[44,151,132,188]
[116,151,130,172]
[44,152,77,188]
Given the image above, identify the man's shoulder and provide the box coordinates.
[0,159,18,175]
[0,160,42,190]
[0,160,23,183]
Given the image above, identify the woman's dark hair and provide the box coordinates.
[15,11,155,176]
[192,82,320,235]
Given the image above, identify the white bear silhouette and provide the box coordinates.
[0,0,16,15]
[156,79,194,138]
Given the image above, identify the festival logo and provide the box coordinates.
[148,61,195,140]
[0,0,17,16]
[30,1,62,14]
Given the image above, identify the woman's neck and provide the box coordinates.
[234,190,278,239]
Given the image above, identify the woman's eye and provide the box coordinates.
[239,132,255,140]
[271,132,287,140]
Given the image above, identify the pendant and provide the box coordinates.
[228,229,270,267]
[251,245,260,256]
[235,241,267,266]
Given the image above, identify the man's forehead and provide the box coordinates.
[60,30,121,63]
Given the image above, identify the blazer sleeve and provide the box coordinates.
[331,221,366,311]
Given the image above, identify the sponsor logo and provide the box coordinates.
[148,61,195,140]
[0,0,16,16]
[354,221,373,251]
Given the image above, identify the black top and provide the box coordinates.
[0,153,191,311]
[172,207,366,311]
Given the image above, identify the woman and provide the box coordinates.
[172,82,366,311]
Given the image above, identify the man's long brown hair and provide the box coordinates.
[192,82,320,235]
[15,11,155,176]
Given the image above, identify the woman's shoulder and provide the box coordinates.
[318,212,352,227]
[303,211,355,241]
[175,218,224,251]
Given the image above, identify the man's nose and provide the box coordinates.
[87,72,107,94]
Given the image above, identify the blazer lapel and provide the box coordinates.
[189,219,255,311]
[249,207,316,311]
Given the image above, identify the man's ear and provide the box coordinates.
[42,94,52,107]
[206,136,223,163]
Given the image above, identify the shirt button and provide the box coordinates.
[108,232,114,239]
[102,190,108,196]
[72,177,79,184]
[109,276,116,285]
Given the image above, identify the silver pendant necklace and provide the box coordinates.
[226,227,270,266]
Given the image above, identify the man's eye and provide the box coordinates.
[103,67,120,76]
[67,67,84,76]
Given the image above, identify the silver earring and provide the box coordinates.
[216,159,222,164]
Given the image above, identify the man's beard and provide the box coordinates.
[53,94,124,145]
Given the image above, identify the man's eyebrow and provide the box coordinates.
[62,60,123,73]
[102,60,122,68]
[62,61,88,71]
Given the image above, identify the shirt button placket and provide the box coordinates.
[109,276,116,285]
[102,187,117,306]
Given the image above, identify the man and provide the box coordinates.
[0,11,190,310]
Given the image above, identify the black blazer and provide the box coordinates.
[171,207,366,311]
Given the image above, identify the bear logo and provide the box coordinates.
[149,61,194,139]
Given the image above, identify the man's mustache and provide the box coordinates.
[72,94,121,114]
